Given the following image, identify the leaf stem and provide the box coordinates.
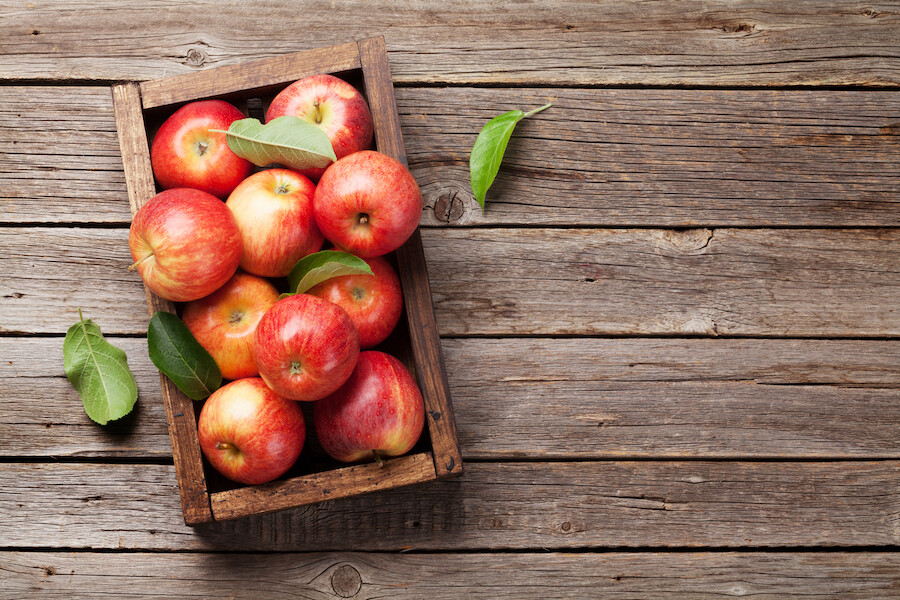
[523,103,552,119]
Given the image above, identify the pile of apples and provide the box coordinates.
[129,74,426,486]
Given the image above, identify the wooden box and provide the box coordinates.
[111,37,462,525]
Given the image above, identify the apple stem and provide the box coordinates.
[216,442,232,451]
[358,214,369,226]
[314,99,323,124]
[372,450,385,467]
[128,253,154,271]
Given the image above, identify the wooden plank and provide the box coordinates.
[139,41,361,109]
[3,227,898,337]
[0,461,896,550]
[3,551,899,599]
[211,453,436,521]
[3,338,898,459]
[3,86,899,226]
[1,1,898,85]
[360,36,462,478]
[111,83,212,525]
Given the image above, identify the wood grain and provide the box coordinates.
[211,453,436,521]
[3,227,898,337]
[4,551,899,599]
[0,461,896,550]
[112,83,212,525]
[3,86,899,226]
[1,1,897,85]
[4,338,898,459]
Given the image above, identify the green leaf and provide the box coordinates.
[147,311,221,401]
[212,116,337,171]
[63,310,138,425]
[286,250,374,296]
[469,103,551,212]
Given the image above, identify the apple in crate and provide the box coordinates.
[314,151,423,258]
[182,272,280,380]
[306,254,403,349]
[253,294,360,401]
[314,351,425,463]
[265,74,373,181]
[150,100,253,199]
[129,188,242,302]
[198,377,306,485]
[226,169,324,278]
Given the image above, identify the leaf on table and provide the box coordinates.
[147,311,221,401]
[213,116,337,171]
[469,103,551,212]
[286,250,374,296]
[63,310,138,425]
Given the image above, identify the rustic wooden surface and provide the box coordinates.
[0,1,898,597]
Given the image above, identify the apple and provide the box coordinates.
[198,377,305,485]
[313,351,425,463]
[182,272,280,380]
[225,168,323,277]
[253,293,360,401]
[265,74,373,181]
[313,151,422,258]
[129,188,242,302]
[150,99,253,199]
[306,254,403,349]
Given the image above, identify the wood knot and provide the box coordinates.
[184,47,208,68]
[432,189,466,223]
[331,564,362,598]
[862,7,881,18]
[560,521,572,532]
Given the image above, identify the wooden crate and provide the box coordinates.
[111,37,463,525]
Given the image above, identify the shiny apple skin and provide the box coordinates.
[225,168,323,277]
[313,151,423,258]
[182,273,280,380]
[265,74,373,181]
[150,100,253,199]
[128,188,242,302]
[306,255,403,349]
[198,378,306,485]
[314,351,425,463]
[253,294,360,401]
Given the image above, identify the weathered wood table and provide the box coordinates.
[1,2,898,597]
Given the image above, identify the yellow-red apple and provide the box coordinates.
[313,151,422,258]
[198,377,305,485]
[265,74,373,181]
[253,294,360,401]
[306,254,403,348]
[182,273,280,380]
[128,188,242,302]
[313,351,425,463]
[150,100,253,199]
[225,169,323,277]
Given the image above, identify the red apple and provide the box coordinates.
[313,151,422,258]
[198,377,305,485]
[150,100,253,199]
[313,351,425,463]
[253,294,360,401]
[129,188,242,302]
[265,74,373,181]
[225,168,323,277]
[182,273,280,380]
[306,254,403,349]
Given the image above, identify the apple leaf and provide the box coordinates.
[286,250,374,296]
[469,103,551,213]
[147,311,221,401]
[63,309,138,425]
[212,116,337,171]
